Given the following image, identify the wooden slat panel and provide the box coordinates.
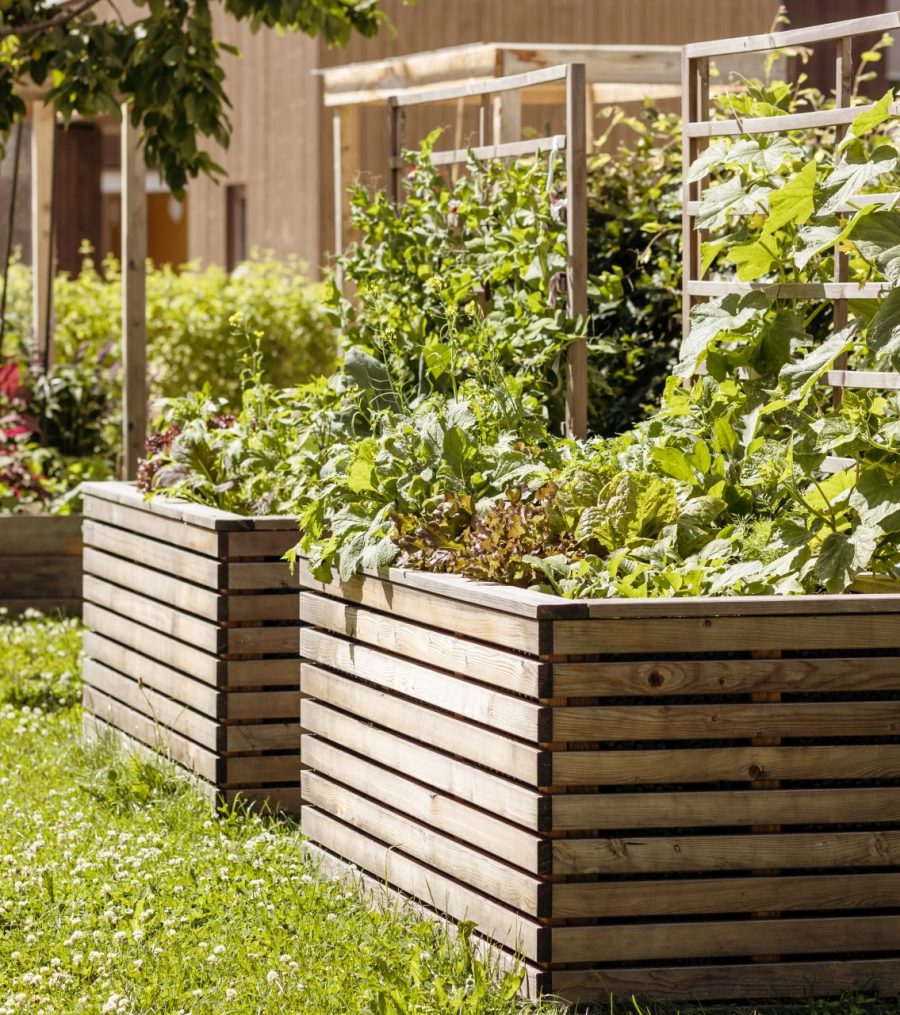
[83,604,221,686]
[0,514,82,555]
[301,629,543,742]
[551,915,900,964]
[84,547,223,621]
[224,690,301,721]
[301,664,544,785]
[302,701,541,829]
[83,520,224,589]
[224,723,302,752]
[83,659,222,751]
[84,575,223,654]
[553,871,900,919]
[224,658,299,688]
[304,737,544,872]
[84,631,221,712]
[551,656,900,697]
[553,744,900,786]
[301,806,544,960]
[296,561,543,653]
[300,592,544,696]
[553,829,900,875]
[84,495,221,557]
[225,593,299,623]
[82,685,220,782]
[226,560,297,591]
[685,102,900,138]
[551,786,900,831]
[224,754,299,785]
[582,595,900,618]
[553,614,900,654]
[302,771,546,915]
[550,958,900,1002]
[553,701,900,742]
[221,786,303,812]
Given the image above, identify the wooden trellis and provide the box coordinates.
[682,11,900,472]
[382,64,589,439]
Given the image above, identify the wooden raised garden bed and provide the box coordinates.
[81,481,302,812]
[0,514,83,615]
[297,559,900,1002]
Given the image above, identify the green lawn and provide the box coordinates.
[0,611,897,1015]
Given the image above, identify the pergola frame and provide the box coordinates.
[16,94,147,479]
[682,11,900,474]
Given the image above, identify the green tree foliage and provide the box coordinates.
[0,0,397,194]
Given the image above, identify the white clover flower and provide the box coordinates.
[225,987,237,1000]
[266,970,280,985]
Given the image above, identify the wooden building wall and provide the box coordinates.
[185,0,787,275]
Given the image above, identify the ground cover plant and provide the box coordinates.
[0,252,335,514]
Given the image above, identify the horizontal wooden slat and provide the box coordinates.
[225,593,299,623]
[825,369,900,390]
[552,613,900,654]
[550,958,900,1002]
[220,786,303,813]
[551,656,900,697]
[224,723,302,753]
[84,547,222,621]
[83,658,221,751]
[304,737,544,872]
[301,664,544,785]
[224,754,299,785]
[0,556,82,598]
[553,829,900,875]
[84,519,223,589]
[302,771,545,916]
[84,495,221,557]
[581,595,900,619]
[83,604,221,686]
[302,701,542,830]
[226,560,297,592]
[553,743,900,786]
[84,575,223,654]
[224,529,297,558]
[82,686,220,782]
[553,701,900,742]
[685,102,900,138]
[553,871,900,919]
[389,134,566,168]
[226,626,299,656]
[685,12,900,58]
[300,592,545,696]
[301,628,543,742]
[552,914,900,964]
[295,560,544,653]
[551,785,900,831]
[687,280,890,300]
[84,631,221,713]
[0,514,81,555]
[392,63,568,107]
[224,690,301,721]
[301,807,544,961]
[224,657,299,688]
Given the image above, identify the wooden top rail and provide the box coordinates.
[389,65,569,109]
[688,281,891,300]
[390,134,566,169]
[685,11,900,59]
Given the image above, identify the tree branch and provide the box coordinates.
[0,0,106,41]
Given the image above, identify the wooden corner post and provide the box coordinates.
[565,63,588,440]
[121,105,147,481]
[30,99,56,369]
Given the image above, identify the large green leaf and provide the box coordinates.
[866,287,900,370]
[849,467,900,534]
[779,327,857,403]
[678,293,769,375]
[726,240,775,282]
[764,159,817,234]
[852,210,900,283]
[819,143,898,215]
[815,526,878,593]
[841,89,895,149]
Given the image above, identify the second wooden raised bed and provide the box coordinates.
[0,514,82,614]
[297,560,900,1002]
[81,481,302,812]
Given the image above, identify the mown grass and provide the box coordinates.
[0,611,898,1014]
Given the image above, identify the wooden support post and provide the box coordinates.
[565,63,588,440]
[332,105,360,286]
[832,36,852,408]
[388,98,401,206]
[681,53,710,344]
[121,106,147,481]
[492,90,522,145]
[30,100,55,369]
